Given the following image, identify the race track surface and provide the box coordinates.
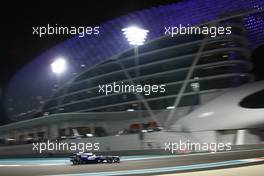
[0,149,263,176]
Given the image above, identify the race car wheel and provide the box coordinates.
[72,160,78,165]
[114,158,120,163]
[107,158,113,163]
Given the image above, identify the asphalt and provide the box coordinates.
[0,149,263,176]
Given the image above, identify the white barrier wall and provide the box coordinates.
[0,130,263,157]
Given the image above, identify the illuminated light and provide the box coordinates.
[6,138,16,141]
[86,133,94,137]
[199,112,214,118]
[127,109,135,112]
[166,106,175,110]
[122,26,149,46]
[50,58,67,74]
[191,82,200,90]
[59,108,64,111]
[43,112,50,116]
[25,137,33,141]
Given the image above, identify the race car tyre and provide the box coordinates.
[114,158,120,163]
[72,160,78,165]
[107,158,113,163]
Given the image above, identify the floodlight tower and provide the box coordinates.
[122,26,149,118]
[50,57,67,113]
[122,26,149,80]
[50,57,67,89]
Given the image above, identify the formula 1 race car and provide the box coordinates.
[70,152,120,165]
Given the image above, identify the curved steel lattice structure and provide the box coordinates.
[42,20,254,115]
[7,0,264,119]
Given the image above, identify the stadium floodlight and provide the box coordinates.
[122,26,149,122]
[51,58,67,75]
[122,26,149,46]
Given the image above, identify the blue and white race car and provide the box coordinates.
[70,152,120,165]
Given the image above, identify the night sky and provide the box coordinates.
[0,1,263,125]
[1,1,180,87]
[0,0,180,124]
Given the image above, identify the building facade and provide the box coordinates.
[1,1,264,148]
